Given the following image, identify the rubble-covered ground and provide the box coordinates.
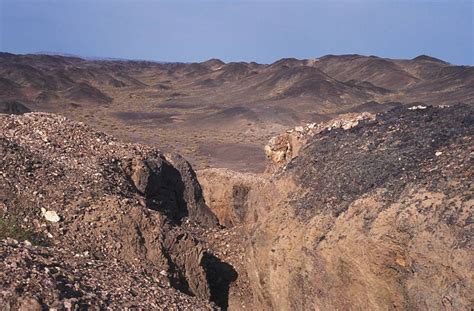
[0,239,212,310]
[0,112,224,310]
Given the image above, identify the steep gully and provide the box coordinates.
[1,105,472,310]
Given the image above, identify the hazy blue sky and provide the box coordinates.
[0,0,472,65]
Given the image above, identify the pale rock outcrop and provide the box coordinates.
[264,112,375,171]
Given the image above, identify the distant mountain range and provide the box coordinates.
[33,51,176,63]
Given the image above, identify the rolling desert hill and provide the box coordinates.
[0,52,473,172]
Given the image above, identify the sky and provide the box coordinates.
[0,0,472,65]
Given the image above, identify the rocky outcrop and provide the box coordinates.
[0,113,220,308]
[247,105,473,310]
[128,153,218,227]
[166,154,219,227]
[264,112,375,171]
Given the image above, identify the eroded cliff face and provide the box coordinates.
[245,105,473,310]
[197,168,264,228]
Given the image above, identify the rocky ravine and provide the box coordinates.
[1,104,473,310]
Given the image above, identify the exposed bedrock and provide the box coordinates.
[197,168,264,228]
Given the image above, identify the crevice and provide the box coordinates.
[202,252,238,310]
[161,245,194,296]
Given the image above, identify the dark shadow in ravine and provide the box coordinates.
[135,159,189,224]
[202,252,238,310]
